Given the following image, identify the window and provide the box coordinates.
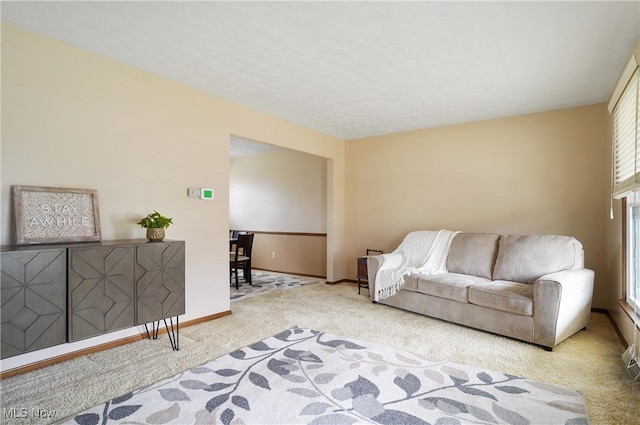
[627,194,640,312]
[624,193,640,380]
[612,52,640,375]
[610,55,640,313]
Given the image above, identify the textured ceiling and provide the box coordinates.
[2,1,639,140]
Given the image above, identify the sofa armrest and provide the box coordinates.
[367,253,402,301]
[533,268,595,348]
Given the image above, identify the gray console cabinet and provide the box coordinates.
[1,248,67,358]
[1,240,185,359]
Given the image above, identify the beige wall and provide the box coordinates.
[230,149,328,276]
[0,24,346,370]
[250,233,327,277]
[230,149,327,233]
[346,104,610,307]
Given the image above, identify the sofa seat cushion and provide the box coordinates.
[402,275,419,292]
[417,273,491,303]
[468,280,534,316]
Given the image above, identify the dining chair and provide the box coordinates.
[229,232,254,289]
[229,230,246,251]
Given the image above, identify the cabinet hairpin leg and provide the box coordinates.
[144,317,179,350]
[144,321,161,340]
[164,316,180,351]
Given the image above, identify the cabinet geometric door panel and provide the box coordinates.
[68,245,135,341]
[135,241,185,324]
[1,249,66,359]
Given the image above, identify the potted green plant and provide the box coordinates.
[137,211,173,241]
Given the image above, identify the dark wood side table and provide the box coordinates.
[357,249,383,295]
[357,256,369,295]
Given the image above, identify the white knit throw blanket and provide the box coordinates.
[374,230,460,301]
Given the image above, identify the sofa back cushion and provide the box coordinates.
[493,234,584,284]
[447,233,500,279]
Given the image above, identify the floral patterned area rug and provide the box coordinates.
[60,328,588,425]
[230,271,317,302]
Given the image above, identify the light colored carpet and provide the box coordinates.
[1,281,638,424]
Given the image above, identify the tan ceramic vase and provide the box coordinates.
[146,227,165,242]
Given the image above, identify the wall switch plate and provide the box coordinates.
[200,188,214,200]
[188,188,200,197]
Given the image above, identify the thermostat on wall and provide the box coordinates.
[200,188,214,200]
[187,187,214,200]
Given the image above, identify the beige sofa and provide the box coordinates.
[367,233,594,349]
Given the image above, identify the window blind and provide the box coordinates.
[612,68,640,198]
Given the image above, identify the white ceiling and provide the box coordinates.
[2,1,639,140]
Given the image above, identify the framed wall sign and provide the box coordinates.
[13,185,102,245]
